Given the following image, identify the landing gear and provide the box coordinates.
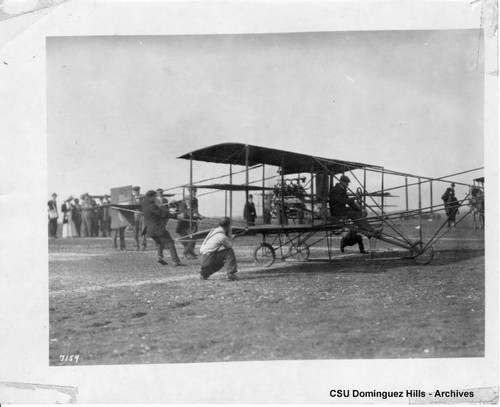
[410,241,435,265]
[286,243,310,262]
[253,243,276,267]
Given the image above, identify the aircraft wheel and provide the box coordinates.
[410,241,434,265]
[287,243,310,262]
[253,243,276,267]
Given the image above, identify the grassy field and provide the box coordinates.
[49,216,485,365]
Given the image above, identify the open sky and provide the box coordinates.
[47,30,484,215]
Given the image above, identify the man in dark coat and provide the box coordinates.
[340,227,367,253]
[446,190,460,228]
[71,198,82,237]
[441,187,457,227]
[243,194,257,226]
[329,175,380,236]
[104,194,112,236]
[142,190,183,266]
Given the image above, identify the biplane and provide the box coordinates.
[176,142,483,267]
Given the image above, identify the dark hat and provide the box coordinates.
[340,175,351,183]
[219,216,231,228]
[132,186,141,191]
[51,192,57,197]
[145,190,157,199]
[249,194,253,198]
[156,188,164,193]
[451,183,455,187]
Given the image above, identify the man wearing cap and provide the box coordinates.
[142,190,183,266]
[47,193,59,238]
[243,194,257,226]
[329,175,380,236]
[132,186,147,250]
[199,217,238,281]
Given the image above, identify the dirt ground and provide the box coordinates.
[49,217,485,366]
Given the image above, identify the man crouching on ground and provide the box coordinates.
[199,217,238,281]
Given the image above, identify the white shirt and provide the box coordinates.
[48,199,58,219]
[199,226,232,254]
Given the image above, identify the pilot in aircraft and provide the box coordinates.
[329,175,381,237]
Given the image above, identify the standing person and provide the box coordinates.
[441,187,452,207]
[176,200,200,259]
[104,194,112,236]
[113,226,126,250]
[329,175,380,236]
[263,194,272,224]
[185,186,203,235]
[47,193,59,238]
[142,190,183,266]
[243,194,257,226]
[447,190,460,228]
[340,227,367,254]
[132,186,147,251]
[199,217,238,281]
[155,188,168,206]
[90,196,99,237]
[96,197,108,237]
[189,187,200,218]
[61,196,76,238]
[155,188,169,229]
[441,187,455,227]
[80,193,93,237]
[72,198,82,237]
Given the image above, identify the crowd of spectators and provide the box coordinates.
[48,193,112,239]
